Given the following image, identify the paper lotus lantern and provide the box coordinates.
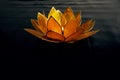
[24,7,99,43]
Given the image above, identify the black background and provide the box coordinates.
[0,0,120,64]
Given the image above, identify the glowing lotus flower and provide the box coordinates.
[24,7,99,43]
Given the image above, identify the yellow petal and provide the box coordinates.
[75,30,100,41]
[24,28,59,43]
[65,29,83,42]
[63,19,78,38]
[46,31,65,41]
[81,19,95,33]
[47,17,62,34]
[48,7,62,25]
[63,7,75,22]
[37,12,47,34]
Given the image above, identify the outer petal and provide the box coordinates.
[63,7,75,22]
[75,30,100,41]
[48,7,62,25]
[81,19,95,33]
[24,28,44,38]
[47,17,62,34]
[46,31,65,41]
[76,12,82,26]
[24,28,59,43]
[37,12,48,34]
[31,19,43,33]
[63,19,78,38]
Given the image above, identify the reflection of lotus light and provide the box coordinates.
[24,7,99,43]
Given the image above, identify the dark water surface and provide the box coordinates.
[0,0,120,64]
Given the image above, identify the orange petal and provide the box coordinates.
[63,19,78,38]
[31,19,43,33]
[63,7,75,22]
[24,28,59,43]
[46,31,64,41]
[76,12,82,25]
[24,28,44,38]
[75,30,100,41]
[37,12,47,34]
[65,29,83,42]
[47,17,62,34]
[61,14,67,27]
[81,19,95,33]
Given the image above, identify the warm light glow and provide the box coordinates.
[24,6,99,43]
[62,27,64,31]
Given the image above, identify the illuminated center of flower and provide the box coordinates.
[62,27,64,31]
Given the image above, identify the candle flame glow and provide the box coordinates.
[62,27,64,31]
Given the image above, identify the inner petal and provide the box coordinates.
[47,17,62,35]
[63,19,78,38]
[48,7,62,25]
[63,7,75,22]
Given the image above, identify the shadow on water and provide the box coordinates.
[32,39,90,57]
